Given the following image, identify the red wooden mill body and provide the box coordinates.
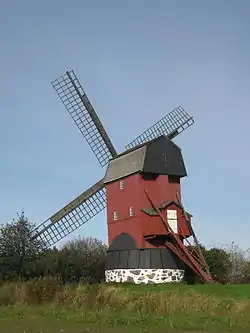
[33,70,213,285]
[104,135,194,284]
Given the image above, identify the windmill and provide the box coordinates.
[33,70,213,284]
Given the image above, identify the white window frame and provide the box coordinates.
[167,209,178,233]
[113,211,118,221]
[129,206,133,217]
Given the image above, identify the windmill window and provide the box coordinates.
[129,206,133,217]
[167,209,178,233]
[120,181,124,190]
[113,211,118,221]
[167,209,177,219]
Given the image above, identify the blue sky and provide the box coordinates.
[1,0,250,249]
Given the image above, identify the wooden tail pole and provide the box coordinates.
[176,222,211,273]
[144,189,214,283]
[164,241,200,275]
[176,192,211,275]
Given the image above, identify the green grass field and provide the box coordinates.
[1,281,250,332]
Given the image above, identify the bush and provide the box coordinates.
[32,236,107,284]
[0,212,107,285]
[0,277,61,305]
[60,237,107,283]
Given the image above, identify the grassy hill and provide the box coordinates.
[1,279,250,332]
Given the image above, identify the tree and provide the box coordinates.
[185,245,231,283]
[0,211,47,280]
[59,237,108,283]
[227,244,250,283]
[202,247,231,283]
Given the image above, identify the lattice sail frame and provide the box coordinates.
[33,180,106,247]
[125,106,194,150]
[33,70,194,247]
[51,70,117,167]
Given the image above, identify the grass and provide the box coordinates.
[122,282,250,300]
[1,278,250,332]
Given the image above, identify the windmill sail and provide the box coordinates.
[51,70,117,167]
[125,106,194,150]
[34,73,195,248]
[33,179,106,247]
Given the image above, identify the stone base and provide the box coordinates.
[105,268,184,284]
